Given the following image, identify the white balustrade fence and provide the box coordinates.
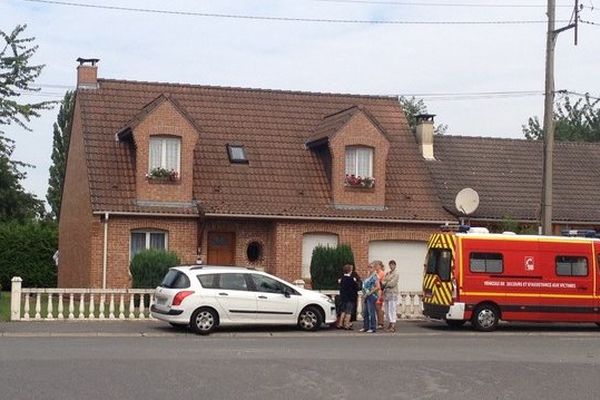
[316,290,424,320]
[10,277,155,321]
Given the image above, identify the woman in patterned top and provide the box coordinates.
[360,262,380,333]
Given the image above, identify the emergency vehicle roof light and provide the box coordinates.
[440,223,470,232]
[467,227,490,234]
[561,229,598,238]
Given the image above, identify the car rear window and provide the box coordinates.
[160,270,190,289]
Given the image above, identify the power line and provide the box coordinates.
[315,0,572,8]
[580,18,600,25]
[22,0,567,25]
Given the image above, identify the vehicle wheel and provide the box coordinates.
[190,308,218,335]
[471,304,499,332]
[298,306,323,332]
[445,319,466,329]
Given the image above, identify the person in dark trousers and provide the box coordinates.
[350,265,362,323]
[337,264,359,330]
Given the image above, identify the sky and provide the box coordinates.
[1,0,599,205]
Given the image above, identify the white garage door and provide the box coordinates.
[302,233,339,278]
[368,240,428,292]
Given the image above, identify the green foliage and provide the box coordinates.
[130,249,180,288]
[398,96,448,135]
[309,244,355,290]
[0,220,58,290]
[523,94,600,141]
[0,24,54,221]
[47,91,75,219]
[497,216,537,235]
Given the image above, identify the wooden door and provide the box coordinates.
[207,232,236,265]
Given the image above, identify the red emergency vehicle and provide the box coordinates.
[422,228,600,331]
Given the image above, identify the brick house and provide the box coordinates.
[424,135,600,233]
[58,59,452,290]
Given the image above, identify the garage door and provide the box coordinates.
[368,240,428,292]
[302,233,339,278]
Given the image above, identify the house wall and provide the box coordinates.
[330,112,390,208]
[58,96,94,288]
[133,100,198,203]
[271,220,434,283]
[88,216,199,288]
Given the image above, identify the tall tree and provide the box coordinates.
[0,24,54,220]
[398,96,448,135]
[47,91,74,219]
[523,93,600,141]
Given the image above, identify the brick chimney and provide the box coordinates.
[76,57,99,89]
[415,113,435,160]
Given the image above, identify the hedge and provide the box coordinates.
[130,249,180,289]
[0,220,58,291]
[309,244,355,290]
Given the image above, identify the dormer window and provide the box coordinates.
[149,137,181,174]
[227,144,248,164]
[345,146,373,178]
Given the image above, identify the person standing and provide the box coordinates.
[337,264,359,330]
[350,265,362,324]
[382,260,400,332]
[373,260,386,329]
[360,263,380,333]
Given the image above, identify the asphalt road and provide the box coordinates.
[1,321,599,400]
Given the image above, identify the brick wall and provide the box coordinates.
[330,111,390,207]
[86,216,198,288]
[271,220,435,282]
[133,100,198,203]
[58,97,93,288]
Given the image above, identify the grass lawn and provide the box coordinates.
[0,292,10,322]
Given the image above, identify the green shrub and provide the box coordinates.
[130,249,180,288]
[309,244,355,290]
[0,220,58,290]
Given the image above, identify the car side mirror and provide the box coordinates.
[282,288,291,298]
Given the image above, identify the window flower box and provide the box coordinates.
[146,167,179,183]
[344,174,375,189]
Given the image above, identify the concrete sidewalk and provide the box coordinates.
[0,320,429,338]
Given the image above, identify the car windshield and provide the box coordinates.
[160,270,190,288]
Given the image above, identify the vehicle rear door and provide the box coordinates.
[202,273,257,322]
[249,274,299,323]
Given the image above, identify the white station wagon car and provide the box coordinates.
[151,265,337,334]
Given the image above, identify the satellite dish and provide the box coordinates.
[455,188,479,215]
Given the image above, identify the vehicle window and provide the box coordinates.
[218,273,249,291]
[160,270,190,289]
[425,248,452,281]
[197,273,219,289]
[470,253,503,274]
[556,256,588,276]
[251,274,287,294]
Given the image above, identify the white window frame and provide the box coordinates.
[129,230,169,260]
[345,146,373,178]
[148,137,181,173]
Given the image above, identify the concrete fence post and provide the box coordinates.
[10,277,23,321]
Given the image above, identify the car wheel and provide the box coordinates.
[298,306,323,332]
[471,304,499,332]
[191,308,218,335]
[445,319,466,329]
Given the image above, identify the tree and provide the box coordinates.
[47,91,74,219]
[0,24,54,220]
[398,96,448,135]
[523,93,600,141]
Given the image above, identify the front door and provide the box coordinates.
[249,274,299,323]
[207,232,236,265]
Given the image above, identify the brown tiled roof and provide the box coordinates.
[427,135,600,223]
[78,79,451,221]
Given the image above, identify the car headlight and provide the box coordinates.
[321,294,335,305]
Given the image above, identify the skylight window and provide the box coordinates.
[227,144,248,164]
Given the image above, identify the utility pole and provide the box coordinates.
[540,0,578,235]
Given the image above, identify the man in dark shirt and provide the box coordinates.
[337,264,359,330]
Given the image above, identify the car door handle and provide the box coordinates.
[218,292,229,296]
[258,295,268,299]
